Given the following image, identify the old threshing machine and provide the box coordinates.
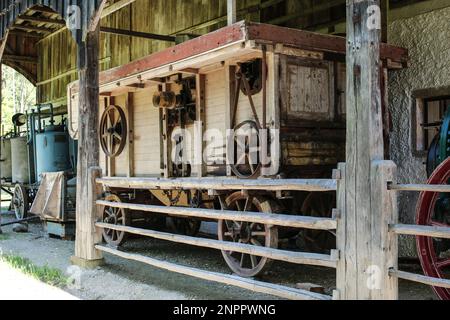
[0,104,77,237]
[416,107,450,300]
[68,22,407,277]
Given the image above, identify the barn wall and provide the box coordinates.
[36,0,262,106]
[388,7,450,257]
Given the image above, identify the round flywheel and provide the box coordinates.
[100,105,127,158]
[416,157,450,300]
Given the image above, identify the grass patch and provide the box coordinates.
[0,254,68,287]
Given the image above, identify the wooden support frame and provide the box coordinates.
[337,0,398,300]
[195,74,206,177]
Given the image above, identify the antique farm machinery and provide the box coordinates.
[67,22,407,278]
[416,107,450,300]
[0,104,77,237]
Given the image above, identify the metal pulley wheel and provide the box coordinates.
[12,184,28,220]
[229,120,262,179]
[100,105,127,158]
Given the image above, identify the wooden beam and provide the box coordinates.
[100,27,175,42]
[390,269,450,289]
[96,200,338,230]
[101,0,139,18]
[11,25,54,33]
[227,0,237,26]
[96,222,338,268]
[3,54,37,64]
[96,245,331,300]
[17,15,65,26]
[337,0,398,300]
[72,24,103,265]
[390,224,450,239]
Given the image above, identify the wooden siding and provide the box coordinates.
[37,0,262,106]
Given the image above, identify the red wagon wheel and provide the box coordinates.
[416,157,450,300]
[100,105,127,158]
[218,192,279,278]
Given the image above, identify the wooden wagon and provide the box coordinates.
[68,21,407,277]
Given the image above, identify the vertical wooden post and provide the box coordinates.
[336,0,398,299]
[225,65,236,177]
[71,25,104,268]
[195,74,206,177]
[227,0,237,26]
[380,0,389,42]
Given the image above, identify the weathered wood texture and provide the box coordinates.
[96,222,337,268]
[37,0,262,106]
[74,25,102,262]
[339,0,398,300]
[96,244,332,300]
[95,199,337,230]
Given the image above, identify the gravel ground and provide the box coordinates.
[0,213,437,300]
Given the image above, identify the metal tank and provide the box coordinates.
[11,136,30,184]
[35,125,71,182]
[0,138,12,181]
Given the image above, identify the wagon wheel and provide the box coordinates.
[12,184,28,220]
[416,157,450,300]
[99,105,127,158]
[102,194,130,247]
[300,192,336,253]
[229,120,262,179]
[218,192,279,278]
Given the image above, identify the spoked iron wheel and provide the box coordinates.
[300,192,336,253]
[99,105,127,158]
[102,194,130,247]
[229,120,262,179]
[218,192,279,278]
[416,157,450,300]
[12,184,28,220]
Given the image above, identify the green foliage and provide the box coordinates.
[1,65,36,134]
[0,254,68,287]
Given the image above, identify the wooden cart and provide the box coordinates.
[68,21,407,277]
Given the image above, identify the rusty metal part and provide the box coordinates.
[218,192,279,278]
[152,91,177,109]
[102,194,130,247]
[99,105,128,158]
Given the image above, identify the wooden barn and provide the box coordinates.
[0,0,449,300]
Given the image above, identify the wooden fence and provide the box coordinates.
[86,160,450,300]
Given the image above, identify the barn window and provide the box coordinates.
[413,94,450,155]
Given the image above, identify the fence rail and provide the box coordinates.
[97,177,337,192]
[96,200,337,230]
[388,183,450,193]
[95,245,332,300]
[96,222,338,268]
[389,269,450,289]
[390,223,450,239]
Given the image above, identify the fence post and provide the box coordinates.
[71,167,104,268]
[369,160,398,300]
[336,161,398,300]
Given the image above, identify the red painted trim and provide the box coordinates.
[74,21,408,92]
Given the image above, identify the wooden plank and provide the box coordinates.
[227,0,237,26]
[390,224,450,239]
[195,74,206,177]
[126,93,134,177]
[96,176,337,191]
[96,222,338,268]
[370,161,398,300]
[96,245,331,300]
[389,184,450,193]
[100,27,175,42]
[390,269,450,289]
[342,1,398,300]
[101,0,139,18]
[73,25,103,264]
[96,200,337,230]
